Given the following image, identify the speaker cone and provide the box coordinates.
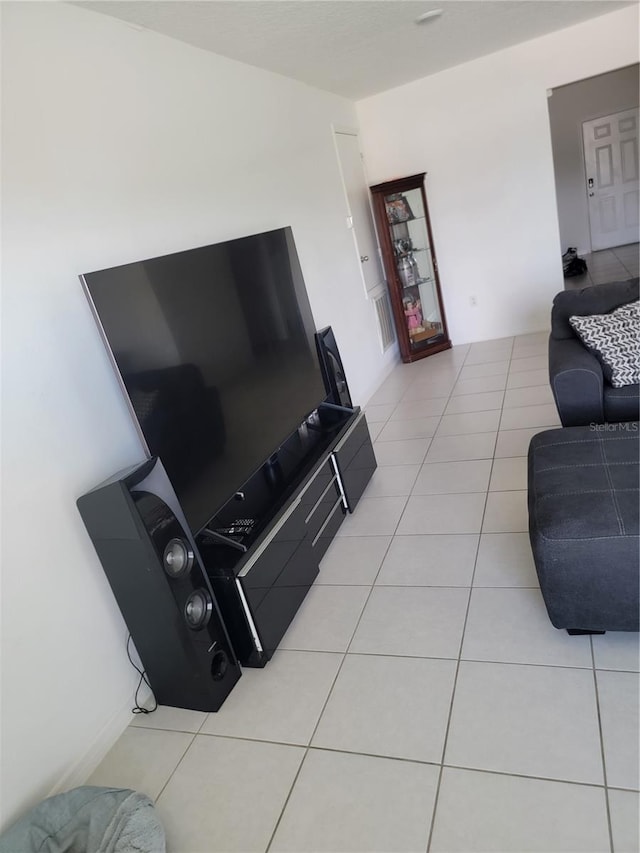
[184,589,213,630]
[163,538,194,579]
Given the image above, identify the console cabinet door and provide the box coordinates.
[333,412,377,512]
[237,496,318,661]
[310,496,345,561]
[301,457,345,561]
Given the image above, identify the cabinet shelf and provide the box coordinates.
[395,247,431,259]
[390,214,426,226]
[370,172,451,364]
[411,330,443,344]
[404,276,434,289]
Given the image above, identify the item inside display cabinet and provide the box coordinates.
[411,323,443,344]
[385,194,414,224]
[403,294,423,333]
[393,238,413,256]
[397,252,420,288]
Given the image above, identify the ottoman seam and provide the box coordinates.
[537,532,640,541]
[599,433,625,535]
[538,488,639,497]
[535,435,637,449]
[537,461,639,471]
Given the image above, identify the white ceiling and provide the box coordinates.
[75,0,635,99]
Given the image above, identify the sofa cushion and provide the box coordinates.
[550,277,639,340]
[569,300,640,387]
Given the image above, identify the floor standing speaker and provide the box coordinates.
[315,326,353,409]
[77,457,241,712]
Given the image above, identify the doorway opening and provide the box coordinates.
[548,64,639,290]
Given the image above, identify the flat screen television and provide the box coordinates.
[82,227,328,535]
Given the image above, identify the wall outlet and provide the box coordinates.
[469,295,478,307]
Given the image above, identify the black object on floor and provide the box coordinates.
[562,247,588,277]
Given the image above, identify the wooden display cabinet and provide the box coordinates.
[370,173,451,363]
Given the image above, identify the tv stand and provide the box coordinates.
[197,405,377,666]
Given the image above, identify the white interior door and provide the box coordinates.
[583,107,639,251]
[334,129,385,298]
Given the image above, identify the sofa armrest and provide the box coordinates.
[549,337,605,427]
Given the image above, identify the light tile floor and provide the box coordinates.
[565,242,639,290]
[88,333,640,853]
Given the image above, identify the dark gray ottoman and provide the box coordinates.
[528,425,639,633]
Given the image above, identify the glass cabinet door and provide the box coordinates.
[370,174,450,363]
[385,187,444,345]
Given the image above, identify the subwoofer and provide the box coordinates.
[315,326,353,409]
[77,457,241,711]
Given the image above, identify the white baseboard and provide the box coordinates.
[48,684,152,796]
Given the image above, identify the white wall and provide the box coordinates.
[549,64,639,256]
[0,2,394,829]
[357,6,640,345]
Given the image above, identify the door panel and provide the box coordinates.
[334,129,385,298]
[621,138,638,181]
[624,190,640,227]
[595,144,613,187]
[583,107,640,250]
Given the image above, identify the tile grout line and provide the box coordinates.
[174,728,625,790]
[153,731,199,804]
[372,343,491,853]
[425,335,514,852]
[264,527,401,850]
[375,351,468,477]
[263,482,403,852]
[590,635,615,853]
[277,345,472,852]
[137,728,638,795]
[268,644,628,674]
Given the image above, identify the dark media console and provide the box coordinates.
[198,404,376,666]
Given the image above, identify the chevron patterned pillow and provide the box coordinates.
[569,300,640,388]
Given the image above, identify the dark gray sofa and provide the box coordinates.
[549,278,639,427]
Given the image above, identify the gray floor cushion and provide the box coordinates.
[528,425,639,632]
[0,786,165,853]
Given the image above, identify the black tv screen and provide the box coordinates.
[82,227,328,534]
